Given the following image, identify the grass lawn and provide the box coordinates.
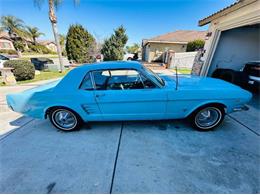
[0,70,69,86]
[19,54,59,61]
[178,68,192,74]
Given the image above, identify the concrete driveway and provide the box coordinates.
[0,81,259,193]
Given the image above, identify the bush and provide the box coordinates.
[28,44,54,54]
[66,24,95,63]
[0,49,18,55]
[186,39,205,52]
[13,40,26,52]
[4,60,35,81]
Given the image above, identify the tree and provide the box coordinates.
[186,39,205,52]
[0,15,27,38]
[126,43,140,54]
[65,24,95,63]
[101,25,128,61]
[0,15,29,56]
[33,0,80,72]
[26,26,45,44]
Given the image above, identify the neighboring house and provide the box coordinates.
[0,32,16,51]
[142,30,206,62]
[196,0,260,76]
[39,40,57,52]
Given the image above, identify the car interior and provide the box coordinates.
[92,69,156,90]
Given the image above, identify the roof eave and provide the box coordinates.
[143,40,188,46]
[198,0,257,26]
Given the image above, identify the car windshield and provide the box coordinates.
[142,66,165,86]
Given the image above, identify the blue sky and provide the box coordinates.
[0,0,235,45]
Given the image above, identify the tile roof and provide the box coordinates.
[145,30,207,44]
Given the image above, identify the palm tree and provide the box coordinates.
[34,0,79,72]
[0,15,27,38]
[26,26,45,44]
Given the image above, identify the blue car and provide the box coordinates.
[6,61,252,131]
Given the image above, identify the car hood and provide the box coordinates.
[162,74,241,89]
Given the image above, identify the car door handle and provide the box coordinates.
[96,94,105,98]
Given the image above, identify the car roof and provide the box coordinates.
[75,61,143,72]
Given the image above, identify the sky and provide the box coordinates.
[0,0,235,45]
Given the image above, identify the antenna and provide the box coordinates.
[175,65,178,90]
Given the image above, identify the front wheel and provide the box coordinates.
[49,108,83,131]
[190,106,225,131]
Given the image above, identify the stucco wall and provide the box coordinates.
[0,38,15,50]
[144,42,187,62]
[208,25,260,75]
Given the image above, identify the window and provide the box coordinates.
[79,72,93,90]
[0,42,12,49]
[92,69,156,90]
[142,66,165,86]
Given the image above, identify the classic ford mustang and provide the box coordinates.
[6,61,252,131]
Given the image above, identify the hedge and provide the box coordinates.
[0,49,18,55]
[4,60,35,81]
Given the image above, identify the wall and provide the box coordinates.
[208,25,260,75]
[169,51,197,69]
[144,42,187,62]
[0,38,15,50]
[199,0,260,76]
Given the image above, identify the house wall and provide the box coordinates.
[144,42,187,62]
[208,25,260,75]
[199,0,260,76]
[0,38,15,50]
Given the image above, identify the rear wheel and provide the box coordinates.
[49,108,83,131]
[190,105,225,131]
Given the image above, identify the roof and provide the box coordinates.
[143,30,207,46]
[76,61,142,72]
[39,40,56,45]
[0,31,13,41]
[199,0,257,26]
[56,61,143,90]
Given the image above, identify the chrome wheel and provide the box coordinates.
[195,107,222,129]
[52,109,77,130]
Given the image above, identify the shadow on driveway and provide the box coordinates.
[0,118,259,193]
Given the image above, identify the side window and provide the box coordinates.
[92,69,157,90]
[140,74,156,89]
[92,70,110,90]
[107,70,142,90]
[79,72,93,90]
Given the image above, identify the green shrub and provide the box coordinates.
[186,39,205,52]
[0,49,18,55]
[4,60,35,81]
[13,40,26,52]
[28,44,54,54]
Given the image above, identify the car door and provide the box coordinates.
[92,69,167,121]
[78,72,103,121]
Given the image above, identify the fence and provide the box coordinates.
[169,51,197,69]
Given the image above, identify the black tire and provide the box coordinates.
[189,105,225,131]
[49,107,83,131]
[127,57,132,61]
